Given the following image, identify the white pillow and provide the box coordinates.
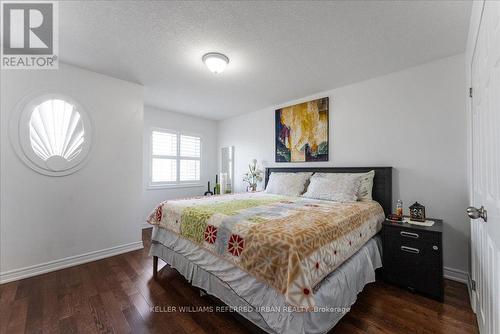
[302,173,361,202]
[351,170,375,201]
[264,172,312,196]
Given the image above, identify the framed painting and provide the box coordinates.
[275,97,329,162]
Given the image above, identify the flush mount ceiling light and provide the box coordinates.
[202,52,229,74]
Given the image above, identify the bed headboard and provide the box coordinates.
[264,167,392,216]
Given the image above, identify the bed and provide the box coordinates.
[148,167,392,334]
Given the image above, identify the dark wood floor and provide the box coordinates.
[0,228,478,334]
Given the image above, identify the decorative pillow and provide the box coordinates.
[302,173,361,202]
[264,172,312,196]
[351,170,375,201]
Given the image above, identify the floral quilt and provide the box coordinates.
[147,192,384,310]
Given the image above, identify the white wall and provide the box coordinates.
[142,106,217,223]
[217,54,469,274]
[0,63,144,282]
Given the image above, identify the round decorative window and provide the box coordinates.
[13,94,93,176]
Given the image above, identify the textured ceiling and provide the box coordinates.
[59,1,471,120]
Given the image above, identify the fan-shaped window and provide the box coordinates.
[29,99,85,169]
[12,94,93,176]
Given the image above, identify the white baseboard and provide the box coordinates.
[443,266,469,284]
[444,268,478,313]
[0,241,144,284]
[468,274,477,314]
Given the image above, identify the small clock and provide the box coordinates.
[409,202,426,222]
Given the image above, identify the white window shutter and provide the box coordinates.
[151,130,201,185]
[152,158,177,182]
[180,159,200,181]
[180,135,201,181]
[152,131,177,156]
[180,135,200,158]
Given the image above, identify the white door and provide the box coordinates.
[469,1,500,333]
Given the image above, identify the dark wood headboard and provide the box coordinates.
[264,167,392,216]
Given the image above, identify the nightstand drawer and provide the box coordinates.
[383,265,442,300]
[384,225,440,244]
[384,239,440,268]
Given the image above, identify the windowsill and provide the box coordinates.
[147,183,204,190]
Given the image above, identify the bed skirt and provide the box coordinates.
[149,227,382,334]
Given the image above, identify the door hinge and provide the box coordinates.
[471,279,476,291]
[469,87,473,98]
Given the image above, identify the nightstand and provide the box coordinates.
[382,218,443,301]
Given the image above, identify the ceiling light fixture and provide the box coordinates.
[202,52,229,74]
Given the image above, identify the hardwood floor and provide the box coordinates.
[0,228,479,334]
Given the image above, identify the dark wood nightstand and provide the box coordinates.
[382,218,444,302]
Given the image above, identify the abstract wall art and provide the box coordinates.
[275,97,329,162]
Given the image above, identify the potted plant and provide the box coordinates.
[243,159,263,192]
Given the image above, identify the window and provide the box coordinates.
[12,94,93,176]
[29,99,85,162]
[150,129,201,186]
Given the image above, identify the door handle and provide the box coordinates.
[467,206,487,222]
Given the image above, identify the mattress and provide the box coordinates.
[147,192,385,310]
[150,228,382,334]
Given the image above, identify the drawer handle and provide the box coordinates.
[401,246,420,254]
[400,231,419,239]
